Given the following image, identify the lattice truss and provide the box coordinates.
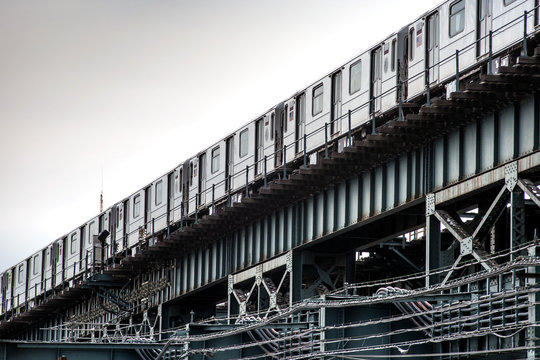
[228,253,293,320]
[426,162,540,286]
[147,245,540,360]
[42,304,166,343]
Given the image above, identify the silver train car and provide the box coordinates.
[1,0,539,318]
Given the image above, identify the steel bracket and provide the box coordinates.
[426,193,435,216]
[505,161,518,191]
[460,236,473,256]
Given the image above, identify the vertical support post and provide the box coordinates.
[371,111,376,134]
[263,156,267,188]
[228,175,232,206]
[245,166,249,198]
[425,70,430,108]
[166,205,170,240]
[488,31,493,75]
[347,110,352,146]
[455,49,460,92]
[345,251,356,285]
[195,195,198,224]
[283,144,287,180]
[303,133,307,169]
[180,201,184,231]
[425,194,441,287]
[324,123,329,159]
[523,10,528,56]
[101,238,105,273]
[535,92,540,151]
[212,184,215,214]
[510,189,526,260]
[290,250,303,304]
[398,80,403,120]
[152,218,155,246]
[527,243,540,360]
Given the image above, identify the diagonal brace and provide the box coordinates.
[518,179,540,208]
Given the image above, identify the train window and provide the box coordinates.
[70,234,77,255]
[312,84,323,115]
[283,105,288,133]
[133,194,141,218]
[211,147,220,174]
[503,0,516,5]
[239,129,249,158]
[349,60,361,94]
[155,180,163,206]
[189,162,194,187]
[88,222,95,246]
[270,113,275,140]
[408,28,414,61]
[391,39,396,72]
[449,0,465,37]
[179,169,183,192]
[33,255,39,275]
[18,265,23,284]
[288,105,294,128]
[80,226,86,251]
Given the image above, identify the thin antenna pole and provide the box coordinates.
[100,165,104,213]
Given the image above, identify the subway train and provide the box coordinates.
[1,0,539,318]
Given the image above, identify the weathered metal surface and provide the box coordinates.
[435,151,540,205]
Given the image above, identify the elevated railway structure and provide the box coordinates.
[2,11,540,360]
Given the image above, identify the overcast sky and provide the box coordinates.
[0,0,438,270]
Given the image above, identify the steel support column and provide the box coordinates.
[291,249,303,304]
[425,194,441,287]
[510,189,526,260]
[527,245,540,360]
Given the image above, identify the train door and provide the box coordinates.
[144,186,151,231]
[477,0,492,57]
[114,205,123,255]
[1,272,8,312]
[330,71,342,135]
[295,93,306,154]
[225,137,234,191]
[198,153,206,206]
[98,214,105,258]
[168,173,174,223]
[103,212,111,257]
[78,225,86,270]
[187,159,198,213]
[181,163,189,215]
[399,28,409,100]
[53,239,64,288]
[42,247,49,291]
[371,47,383,114]
[25,258,30,302]
[122,200,129,250]
[426,12,440,84]
[255,119,264,175]
[274,104,284,167]
[172,167,183,222]
[51,242,57,287]
[5,271,12,312]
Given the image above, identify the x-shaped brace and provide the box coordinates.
[430,163,540,285]
[433,189,506,286]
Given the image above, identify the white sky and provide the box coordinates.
[0,0,438,270]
